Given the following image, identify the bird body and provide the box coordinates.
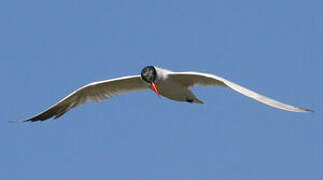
[153,67,201,103]
[12,66,313,123]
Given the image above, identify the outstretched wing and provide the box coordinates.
[169,72,313,113]
[14,75,149,122]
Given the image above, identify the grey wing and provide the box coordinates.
[14,75,149,122]
[169,72,313,113]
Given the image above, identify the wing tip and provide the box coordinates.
[8,119,30,123]
[290,107,314,113]
[192,98,205,104]
[302,108,314,113]
[9,115,52,123]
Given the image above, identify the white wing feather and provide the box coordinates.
[169,72,313,113]
[16,75,148,122]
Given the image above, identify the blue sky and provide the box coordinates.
[1,0,322,179]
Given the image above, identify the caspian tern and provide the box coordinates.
[13,66,313,122]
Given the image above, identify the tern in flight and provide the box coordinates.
[13,66,313,122]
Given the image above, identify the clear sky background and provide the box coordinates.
[1,0,322,179]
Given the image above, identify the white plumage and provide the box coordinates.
[13,66,312,123]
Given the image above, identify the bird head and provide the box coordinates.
[141,66,160,97]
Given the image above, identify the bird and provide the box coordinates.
[12,66,313,123]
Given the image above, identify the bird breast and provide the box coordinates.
[157,79,191,102]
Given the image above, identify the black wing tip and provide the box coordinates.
[8,119,39,123]
[8,116,51,123]
[303,108,314,113]
[8,119,30,123]
[9,119,50,123]
[9,113,66,123]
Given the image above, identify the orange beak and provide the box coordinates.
[150,82,160,97]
